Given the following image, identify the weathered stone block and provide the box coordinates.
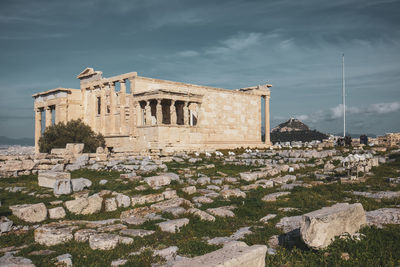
[71,178,92,192]
[48,207,66,219]
[0,216,13,233]
[300,203,366,249]
[54,179,72,195]
[34,225,75,246]
[239,172,259,182]
[172,241,267,267]
[38,171,71,188]
[144,175,171,187]
[10,203,47,223]
[0,253,35,267]
[157,218,189,233]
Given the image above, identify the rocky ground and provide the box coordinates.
[0,146,400,266]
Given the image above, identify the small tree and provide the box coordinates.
[39,119,105,153]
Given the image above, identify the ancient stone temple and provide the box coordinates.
[33,68,271,154]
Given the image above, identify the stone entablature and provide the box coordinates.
[33,68,271,153]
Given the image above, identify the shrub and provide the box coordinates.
[39,119,105,153]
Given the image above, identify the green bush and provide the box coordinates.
[39,119,105,153]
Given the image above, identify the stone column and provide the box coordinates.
[109,82,116,135]
[170,100,176,125]
[90,88,97,132]
[183,101,189,125]
[100,86,107,134]
[34,108,42,154]
[145,100,151,126]
[120,80,126,106]
[264,95,270,145]
[57,103,67,124]
[136,102,142,127]
[129,96,135,135]
[156,99,162,125]
[120,80,127,133]
[128,77,135,94]
[45,106,52,128]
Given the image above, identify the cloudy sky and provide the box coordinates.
[0,0,399,139]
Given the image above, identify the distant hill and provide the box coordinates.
[272,118,310,133]
[271,118,328,143]
[0,136,34,146]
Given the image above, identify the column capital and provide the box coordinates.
[119,79,126,84]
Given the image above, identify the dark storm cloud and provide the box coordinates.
[0,0,399,138]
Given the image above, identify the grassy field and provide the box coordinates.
[0,151,399,266]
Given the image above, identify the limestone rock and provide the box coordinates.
[154,246,178,261]
[64,194,102,215]
[115,193,131,208]
[34,225,75,246]
[187,208,215,221]
[38,171,71,188]
[65,198,89,214]
[89,233,120,250]
[182,186,196,195]
[0,253,35,267]
[271,175,296,185]
[164,207,186,216]
[157,218,189,233]
[99,179,108,185]
[276,216,302,233]
[150,198,191,212]
[74,229,97,242]
[171,241,267,267]
[119,229,155,237]
[260,214,277,223]
[1,160,23,172]
[164,172,180,181]
[55,253,72,267]
[71,178,92,192]
[300,203,366,249]
[105,198,118,212]
[262,191,291,202]
[207,207,235,217]
[366,208,400,228]
[48,207,66,219]
[197,176,211,185]
[81,194,103,215]
[220,188,246,199]
[144,175,171,187]
[351,191,400,199]
[53,179,72,195]
[22,160,35,170]
[192,196,213,204]
[111,259,128,266]
[0,217,13,233]
[239,172,259,182]
[10,203,47,223]
[162,190,178,200]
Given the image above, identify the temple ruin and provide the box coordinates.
[33,68,271,154]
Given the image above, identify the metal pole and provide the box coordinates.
[342,53,346,138]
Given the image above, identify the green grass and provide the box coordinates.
[264,225,400,267]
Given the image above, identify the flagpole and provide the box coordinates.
[342,53,346,138]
